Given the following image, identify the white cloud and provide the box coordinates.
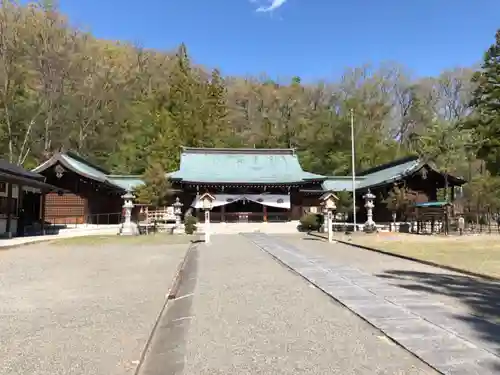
[252,0,288,12]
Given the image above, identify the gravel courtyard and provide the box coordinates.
[0,238,189,375]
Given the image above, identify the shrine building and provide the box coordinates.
[168,147,327,222]
[32,151,143,225]
[25,147,466,229]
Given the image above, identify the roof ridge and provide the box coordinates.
[107,175,143,178]
[324,175,367,180]
[358,155,420,176]
[182,147,296,156]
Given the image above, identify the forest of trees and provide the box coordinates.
[0,2,499,211]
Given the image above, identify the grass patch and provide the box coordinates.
[346,233,500,279]
[51,233,197,246]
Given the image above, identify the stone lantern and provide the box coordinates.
[363,189,376,233]
[172,197,184,234]
[120,190,139,236]
[199,192,215,244]
[320,191,338,243]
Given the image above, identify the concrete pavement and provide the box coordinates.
[141,234,438,375]
[249,233,500,375]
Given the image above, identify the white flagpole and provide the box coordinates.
[351,109,357,232]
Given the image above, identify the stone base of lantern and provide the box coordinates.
[172,224,185,235]
[363,221,377,233]
[119,222,139,236]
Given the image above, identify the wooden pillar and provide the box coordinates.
[288,188,292,222]
[263,205,267,222]
[5,182,12,237]
[17,185,23,215]
[450,186,455,217]
[40,193,46,235]
[17,185,24,237]
[221,204,226,222]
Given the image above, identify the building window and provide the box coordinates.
[0,182,6,194]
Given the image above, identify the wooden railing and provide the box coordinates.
[142,208,177,223]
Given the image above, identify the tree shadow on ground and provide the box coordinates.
[377,269,500,371]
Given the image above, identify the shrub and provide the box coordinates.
[184,215,198,235]
[299,213,321,232]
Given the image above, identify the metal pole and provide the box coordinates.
[205,209,211,244]
[328,210,333,243]
[351,109,357,232]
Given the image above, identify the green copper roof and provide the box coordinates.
[320,158,423,192]
[169,147,326,184]
[106,175,144,191]
[33,152,144,192]
[357,157,422,189]
[322,176,364,192]
[321,156,465,193]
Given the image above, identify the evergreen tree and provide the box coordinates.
[383,183,417,221]
[466,29,500,175]
[135,161,174,207]
[168,43,204,147]
[203,68,231,147]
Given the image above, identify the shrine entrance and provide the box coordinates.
[192,194,290,223]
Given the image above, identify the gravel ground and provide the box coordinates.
[0,240,189,375]
[275,234,478,312]
[182,234,438,375]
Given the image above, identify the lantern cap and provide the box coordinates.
[320,191,338,202]
[199,192,215,202]
[173,196,183,207]
[121,191,135,200]
[363,189,375,199]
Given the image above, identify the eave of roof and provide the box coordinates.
[0,159,45,181]
[33,153,145,192]
[176,179,319,185]
[0,170,66,192]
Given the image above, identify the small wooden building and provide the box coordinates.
[32,152,143,225]
[321,156,466,223]
[0,159,62,237]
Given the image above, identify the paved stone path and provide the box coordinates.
[145,234,438,375]
[278,234,500,354]
[245,233,500,375]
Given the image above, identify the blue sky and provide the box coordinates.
[58,0,500,81]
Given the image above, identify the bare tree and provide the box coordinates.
[0,1,27,163]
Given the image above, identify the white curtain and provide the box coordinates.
[191,194,243,209]
[190,194,290,209]
[244,194,290,209]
